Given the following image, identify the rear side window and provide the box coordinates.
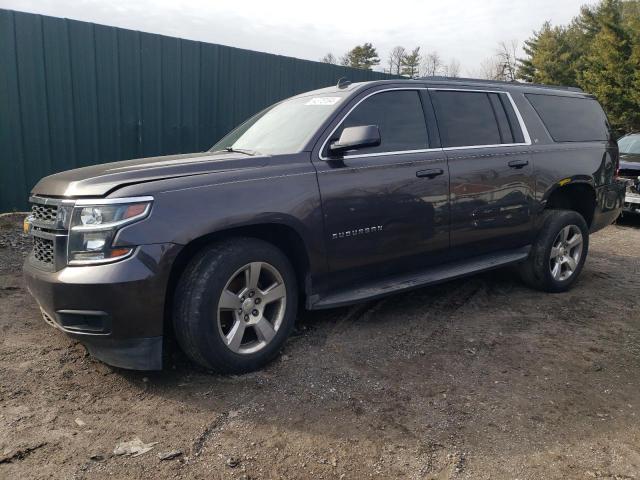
[332,90,428,155]
[525,94,609,142]
[431,91,524,148]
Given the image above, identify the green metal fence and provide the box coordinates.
[0,9,397,211]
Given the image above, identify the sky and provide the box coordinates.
[0,0,587,74]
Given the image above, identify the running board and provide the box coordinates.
[311,246,531,310]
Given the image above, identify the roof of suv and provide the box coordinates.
[301,78,589,99]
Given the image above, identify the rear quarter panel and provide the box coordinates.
[513,91,619,223]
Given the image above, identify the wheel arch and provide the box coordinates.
[163,222,312,335]
[542,180,597,227]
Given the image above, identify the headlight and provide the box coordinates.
[67,198,152,265]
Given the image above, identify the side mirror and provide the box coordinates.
[329,125,381,156]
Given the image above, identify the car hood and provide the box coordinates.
[620,152,640,172]
[31,151,270,197]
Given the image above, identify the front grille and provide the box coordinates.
[28,197,69,271]
[31,203,58,224]
[33,236,55,265]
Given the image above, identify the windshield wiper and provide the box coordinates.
[221,147,258,156]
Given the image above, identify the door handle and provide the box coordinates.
[416,168,444,179]
[508,159,529,169]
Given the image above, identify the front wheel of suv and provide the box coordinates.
[519,209,589,293]
[173,238,298,373]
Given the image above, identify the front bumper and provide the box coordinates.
[622,193,640,214]
[23,243,180,370]
[617,174,640,214]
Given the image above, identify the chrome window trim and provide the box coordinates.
[333,147,442,160]
[317,87,532,161]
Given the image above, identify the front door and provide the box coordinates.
[430,89,535,256]
[313,88,450,289]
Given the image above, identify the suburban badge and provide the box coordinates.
[332,225,383,240]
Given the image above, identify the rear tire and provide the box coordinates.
[519,209,589,292]
[173,238,298,373]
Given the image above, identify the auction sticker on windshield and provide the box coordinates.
[305,97,341,106]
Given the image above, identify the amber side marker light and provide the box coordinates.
[108,248,133,258]
[124,203,148,219]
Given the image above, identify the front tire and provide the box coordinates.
[519,209,589,292]
[173,238,298,373]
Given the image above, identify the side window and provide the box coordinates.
[431,91,524,148]
[525,93,609,142]
[331,90,428,155]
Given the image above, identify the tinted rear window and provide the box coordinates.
[431,91,524,148]
[525,94,609,142]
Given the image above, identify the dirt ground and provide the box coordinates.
[1,214,640,480]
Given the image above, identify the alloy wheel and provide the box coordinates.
[549,225,583,281]
[216,261,287,354]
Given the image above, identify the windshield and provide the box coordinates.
[210,94,346,155]
[618,134,640,154]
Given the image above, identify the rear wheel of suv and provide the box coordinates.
[519,209,589,292]
[173,238,298,373]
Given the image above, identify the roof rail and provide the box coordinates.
[421,76,583,93]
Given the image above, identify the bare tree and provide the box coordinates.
[475,40,520,81]
[421,51,443,77]
[496,40,519,81]
[443,58,461,78]
[477,56,502,80]
[320,53,337,64]
[387,46,406,75]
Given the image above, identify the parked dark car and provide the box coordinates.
[23,78,626,373]
[618,133,640,214]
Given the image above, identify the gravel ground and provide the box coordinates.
[1,213,640,479]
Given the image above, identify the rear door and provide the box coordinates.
[313,87,449,289]
[430,89,535,257]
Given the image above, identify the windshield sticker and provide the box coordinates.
[305,97,341,106]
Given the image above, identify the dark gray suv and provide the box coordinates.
[23,78,625,373]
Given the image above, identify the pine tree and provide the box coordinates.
[578,0,639,134]
[401,47,421,78]
[518,0,640,134]
[342,43,381,70]
[625,2,640,116]
[517,22,579,86]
